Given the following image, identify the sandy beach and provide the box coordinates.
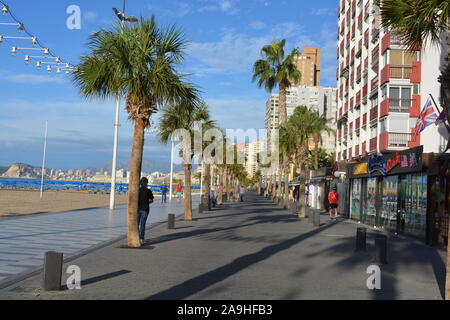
[0,190,129,218]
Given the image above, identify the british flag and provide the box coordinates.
[414,97,438,136]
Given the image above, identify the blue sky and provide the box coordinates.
[0,0,339,171]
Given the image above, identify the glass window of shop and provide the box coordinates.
[398,174,427,239]
[380,176,398,232]
[364,178,378,226]
[351,179,363,221]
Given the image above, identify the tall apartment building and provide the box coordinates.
[265,86,338,154]
[335,0,449,162]
[296,47,321,87]
[244,140,264,177]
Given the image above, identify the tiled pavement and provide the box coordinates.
[0,197,200,287]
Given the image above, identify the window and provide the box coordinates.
[390,86,412,110]
[389,50,417,65]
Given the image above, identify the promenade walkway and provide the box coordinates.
[0,193,445,300]
[0,196,200,289]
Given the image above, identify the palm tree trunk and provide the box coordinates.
[127,118,145,247]
[297,162,306,218]
[218,167,225,205]
[204,163,211,209]
[314,140,320,170]
[284,165,290,209]
[279,82,288,125]
[183,164,193,221]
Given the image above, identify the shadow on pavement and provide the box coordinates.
[61,269,132,290]
[145,221,338,300]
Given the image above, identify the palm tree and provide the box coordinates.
[377,0,449,51]
[288,106,318,218]
[252,39,302,124]
[310,111,334,170]
[73,17,198,247]
[159,101,215,221]
[279,122,298,209]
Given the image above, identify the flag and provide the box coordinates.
[435,108,448,126]
[414,97,438,136]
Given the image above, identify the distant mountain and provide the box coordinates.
[1,163,42,179]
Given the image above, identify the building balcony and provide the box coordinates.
[355,91,361,107]
[362,113,367,127]
[371,45,379,67]
[364,29,369,47]
[381,32,390,54]
[380,63,422,85]
[362,142,367,154]
[370,106,378,121]
[364,2,370,19]
[358,13,363,30]
[379,132,417,151]
[362,85,368,103]
[370,75,379,95]
[355,117,361,129]
[369,137,378,152]
[379,98,417,118]
[356,39,362,57]
[355,145,360,157]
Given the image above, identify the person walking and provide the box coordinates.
[138,177,154,245]
[176,184,183,201]
[161,184,168,204]
[239,185,246,202]
[328,186,340,219]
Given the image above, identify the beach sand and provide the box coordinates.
[0,190,129,217]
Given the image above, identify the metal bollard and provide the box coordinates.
[43,251,63,291]
[308,209,313,223]
[374,234,388,264]
[355,227,367,252]
[168,214,175,230]
[313,211,321,227]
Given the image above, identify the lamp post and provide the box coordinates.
[169,137,175,201]
[109,0,137,210]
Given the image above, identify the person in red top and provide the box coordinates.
[328,186,340,219]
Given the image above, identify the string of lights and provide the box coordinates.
[0,1,76,74]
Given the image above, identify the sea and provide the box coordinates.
[0,178,200,194]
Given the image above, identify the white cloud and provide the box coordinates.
[198,0,240,14]
[84,11,98,21]
[249,20,266,30]
[6,74,66,85]
[311,8,337,16]
[187,22,338,86]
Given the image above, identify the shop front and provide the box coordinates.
[308,168,334,211]
[347,146,430,241]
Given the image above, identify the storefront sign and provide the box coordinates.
[386,152,401,173]
[353,163,368,175]
[368,155,387,177]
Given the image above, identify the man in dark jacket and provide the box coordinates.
[138,177,154,245]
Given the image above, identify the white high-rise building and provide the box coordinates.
[244,140,265,177]
[264,86,338,154]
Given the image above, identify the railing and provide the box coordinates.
[390,65,412,79]
[364,29,369,47]
[364,1,370,19]
[371,75,379,92]
[370,106,378,121]
[356,117,361,129]
[370,137,377,151]
[358,12,363,30]
[371,45,379,64]
[389,98,412,112]
[388,133,414,148]
[362,84,368,99]
[363,113,367,126]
